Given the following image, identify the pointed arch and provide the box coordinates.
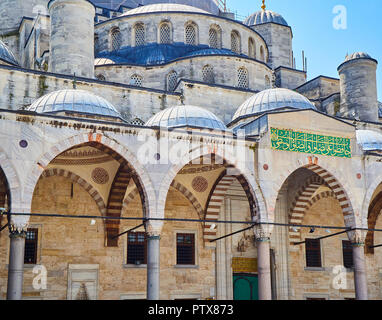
[24,133,155,233]
[40,168,107,216]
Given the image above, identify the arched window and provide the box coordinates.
[231,31,241,54]
[260,46,265,62]
[130,118,145,126]
[202,65,215,84]
[265,75,271,88]
[130,74,143,87]
[237,67,249,89]
[96,74,106,81]
[110,27,122,51]
[94,34,100,55]
[159,22,171,44]
[185,23,197,45]
[248,37,256,59]
[167,71,178,91]
[209,25,221,49]
[134,23,145,47]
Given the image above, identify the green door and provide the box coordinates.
[233,274,259,300]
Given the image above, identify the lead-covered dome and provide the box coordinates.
[344,52,373,62]
[145,105,227,130]
[121,3,208,16]
[0,40,18,66]
[356,130,382,151]
[27,89,123,120]
[244,10,288,27]
[232,88,316,121]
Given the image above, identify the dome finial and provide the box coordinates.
[261,0,266,10]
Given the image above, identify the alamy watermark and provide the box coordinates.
[333,5,347,30]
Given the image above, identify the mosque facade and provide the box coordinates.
[0,0,381,300]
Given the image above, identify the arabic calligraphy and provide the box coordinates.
[270,128,351,158]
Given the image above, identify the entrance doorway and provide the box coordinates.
[233,273,259,300]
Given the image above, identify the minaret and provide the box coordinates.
[48,0,95,78]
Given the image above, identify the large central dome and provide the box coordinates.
[121,3,209,16]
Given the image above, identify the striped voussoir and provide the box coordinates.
[41,168,107,216]
[105,163,132,247]
[289,175,325,243]
[203,172,258,243]
[0,168,8,208]
[170,180,204,220]
[304,164,353,216]
[365,191,382,254]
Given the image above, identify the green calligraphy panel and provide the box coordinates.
[270,128,351,158]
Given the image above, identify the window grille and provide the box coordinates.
[231,31,240,54]
[127,232,147,264]
[176,233,195,265]
[160,23,171,44]
[305,238,322,268]
[130,74,143,87]
[185,24,196,45]
[167,71,178,91]
[248,38,255,58]
[130,118,145,126]
[111,28,122,51]
[342,240,354,269]
[237,68,249,88]
[209,28,218,48]
[135,24,145,46]
[24,228,38,264]
[96,74,106,81]
[202,65,215,84]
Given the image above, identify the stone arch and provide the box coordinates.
[361,168,382,225]
[40,168,107,216]
[365,191,382,254]
[203,169,257,242]
[158,149,267,237]
[124,181,204,222]
[24,133,155,231]
[0,149,21,212]
[269,156,357,237]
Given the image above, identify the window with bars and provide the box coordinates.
[248,38,256,58]
[342,240,354,269]
[110,28,122,51]
[160,23,171,44]
[202,65,215,84]
[127,232,147,265]
[185,24,197,45]
[167,71,178,92]
[176,233,195,265]
[96,74,106,81]
[231,31,240,54]
[134,23,145,47]
[24,228,38,264]
[237,67,249,89]
[130,74,143,87]
[209,28,221,49]
[129,118,145,126]
[305,238,322,268]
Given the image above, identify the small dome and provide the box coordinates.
[244,10,288,27]
[145,105,227,130]
[121,3,208,16]
[344,52,373,62]
[356,130,382,151]
[27,89,123,120]
[232,88,315,121]
[0,40,18,66]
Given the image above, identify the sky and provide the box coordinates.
[226,0,382,101]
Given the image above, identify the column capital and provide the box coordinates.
[254,224,271,241]
[8,223,27,239]
[145,220,163,237]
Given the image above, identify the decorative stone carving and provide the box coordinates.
[91,168,109,185]
[192,176,208,193]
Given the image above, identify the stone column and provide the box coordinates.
[352,242,368,300]
[147,232,161,300]
[256,236,272,300]
[7,228,26,300]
